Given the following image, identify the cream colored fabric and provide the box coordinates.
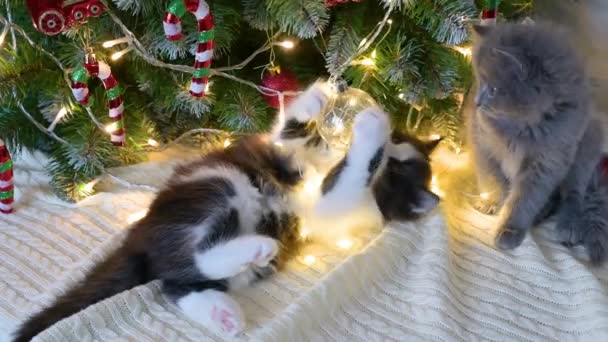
[1,150,608,341]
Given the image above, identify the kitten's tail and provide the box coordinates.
[12,247,148,342]
[581,169,608,266]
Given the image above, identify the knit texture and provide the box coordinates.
[1,149,608,341]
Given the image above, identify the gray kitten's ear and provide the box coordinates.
[493,48,527,79]
[412,190,440,214]
[472,24,493,37]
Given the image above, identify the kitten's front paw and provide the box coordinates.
[178,290,245,337]
[287,82,331,122]
[555,208,584,245]
[473,198,500,215]
[250,237,279,267]
[495,225,527,250]
[352,106,390,147]
[211,303,245,336]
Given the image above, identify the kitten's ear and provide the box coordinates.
[412,190,440,214]
[493,48,527,79]
[472,24,493,37]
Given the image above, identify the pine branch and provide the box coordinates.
[406,0,477,45]
[267,0,329,38]
[242,0,275,31]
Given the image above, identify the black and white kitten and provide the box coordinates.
[13,82,440,341]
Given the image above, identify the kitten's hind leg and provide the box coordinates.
[195,235,279,280]
[164,281,245,337]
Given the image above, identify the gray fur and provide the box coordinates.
[469,22,608,263]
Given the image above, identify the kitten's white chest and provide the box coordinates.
[500,144,525,181]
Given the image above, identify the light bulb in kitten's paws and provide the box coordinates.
[318,87,378,150]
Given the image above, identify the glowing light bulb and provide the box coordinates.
[147,139,159,147]
[278,40,295,49]
[57,107,67,119]
[82,180,97,193]
[223,140,232,148]
[127,209,148,224]
[105,123,118,133]
[371,49,377,59]
[302,255,316,266]
[387,19,393,25]
[431,176,438,185]
[300,228,310,238]
[429,134,442,141]
[359,58,375,67]
[480,192,490,200]
[348,98,357,106]
[111,46,133,61]
[274,141,284,148]
[337,238,353,250]
[0,27,8,47]
[455,147,462,154]
[398,93,405,99]
[454,46,472,57]
[102,37,132,48]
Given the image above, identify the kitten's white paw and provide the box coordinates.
[178,290,245,337]
[352,106,390,148]
[250,236,279,267]
[286,82,331,122]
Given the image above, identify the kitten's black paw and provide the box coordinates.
[495,226,527,250]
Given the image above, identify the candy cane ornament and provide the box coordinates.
[481,0,499,26]
[163,0,214,97]
[70,52,126,146]
[0,139,14,214]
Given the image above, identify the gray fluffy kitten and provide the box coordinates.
[468,22,608,264]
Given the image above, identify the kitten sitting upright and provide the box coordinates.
[469,22,608,264]
[13,82,440,341]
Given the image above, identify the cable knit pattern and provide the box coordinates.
[1,150,608,341]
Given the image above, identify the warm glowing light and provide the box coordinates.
[455,147,462,154]
[371,49,377,59]
[337,238,353,250]
[147,139,159,147]
[105,123,118,133]
[359,58,375,67]
[453,46,472,57]
[387,19,393,24]
[102,37,132,48]
[223,140,232,148]
[303,255,316,266]
[431,176,438,185]
[304,175,323,193]
[300,228,310,238]
[429,134,442,141]
[0,27,8,46]
[480,192,490,200]
[398,93,405,99]
[431,184,444,198]
[274,141,284,148]
[278,40,295,49]
[57,107,68,119]
[348,98,357,106]
[205,83,211,93]
[83,180,97,193]
[127,209,148,224]
[111,46,133,60]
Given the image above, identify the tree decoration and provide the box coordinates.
[163,0,214,97]
[318,87,377,150]
[0,139,14,214]
[261,66,300,109]
[26,0,104,36]
[481,0,500,26]
[70,50,126,146]
[326,0,362,8]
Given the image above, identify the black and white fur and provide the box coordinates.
[12,83,439,341]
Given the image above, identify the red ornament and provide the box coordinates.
[26,0,104,36]
[261,67,300,109]
[326,0,362,8]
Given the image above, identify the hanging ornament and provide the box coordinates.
[163,0,214,97]
[261,66,300,109]
[325,0,362,8]
[26,0,104,36]
[318,86,377,150]
[70,50,126,146]
[481,0,500,26]
[0,139,14,214]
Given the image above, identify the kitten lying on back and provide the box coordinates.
[13,82,440,341]
[469,22,608,263]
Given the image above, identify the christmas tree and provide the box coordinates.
[0,0,531,202]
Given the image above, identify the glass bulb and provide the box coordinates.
[302,255,316,265]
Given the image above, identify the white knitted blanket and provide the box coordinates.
[1,150,608,342]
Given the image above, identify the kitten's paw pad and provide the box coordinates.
[353,107,390,146]
[211,305,244,336]
[495,226,527,250]
[473,198,499,215]
[250,237,279,267]
[287,82,330,122]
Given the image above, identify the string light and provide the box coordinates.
[398,93,405,99]
[0,25,8,46]
[480,192,490,200]
[102,37,132,48]
[348,98,357,106]
[105,123,118,133]
[302,255,316,266]
[300,227,310,238]
[371,49,377,59]
[127,209,148,224]
[147,138,159,147]
[277,40,295,49]
[223,139,232,148]
[336,238,353,250]
[453,46,472,57]
[429,134,442,141]
[111,46,133,61]
[274,141,284,148]
[303,174,323,193]
[82,179,99,193]
[359,58,375,67]
[455,147,462,154]
[387,19,393,24]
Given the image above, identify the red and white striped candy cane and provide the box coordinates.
[0,139,14,214]
[70,52,126,146]
[481,0,499,26]
[163,0,214,97]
